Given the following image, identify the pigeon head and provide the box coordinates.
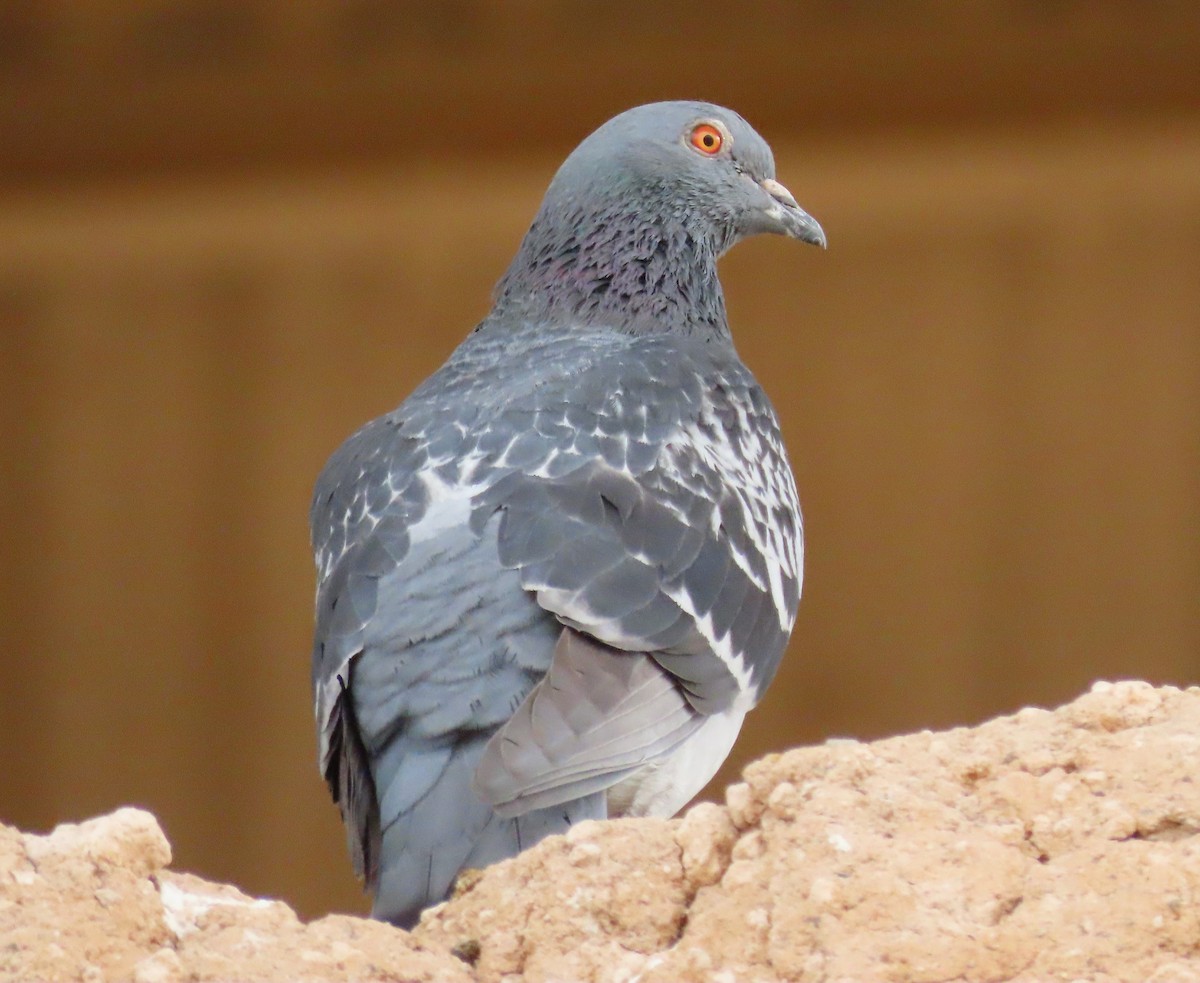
[494,101,824,339]
[540,101,826,251]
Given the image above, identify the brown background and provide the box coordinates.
[2,1,1198,919]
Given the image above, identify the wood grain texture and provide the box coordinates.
[2,1,1200,184]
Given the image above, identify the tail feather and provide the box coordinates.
[323,678,382,889]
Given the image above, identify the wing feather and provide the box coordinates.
[473,629,704,816]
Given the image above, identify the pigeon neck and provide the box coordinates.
[493,202,732,342]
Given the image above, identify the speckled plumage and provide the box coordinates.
[311,101,824,928]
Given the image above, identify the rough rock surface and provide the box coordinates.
[6,681,1200,982]
[0,809,470,983]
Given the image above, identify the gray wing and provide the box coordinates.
[466,339,803,814]
[472,629,702,817]
[310,408,604,922]
[309,416,427,886]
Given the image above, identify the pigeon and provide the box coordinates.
[310,100,825,929]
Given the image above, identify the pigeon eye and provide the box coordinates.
[689,123,724,156]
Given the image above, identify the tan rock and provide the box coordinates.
[6,681,1200,982]
[415,816,690,982]
[0,808,173,983]
[418,681,1200,983]
[0,808,470,983]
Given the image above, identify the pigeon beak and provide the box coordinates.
[759,178,827,249]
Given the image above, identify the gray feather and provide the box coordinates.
[472,630,704,816]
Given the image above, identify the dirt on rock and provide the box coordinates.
[5,681,1200,983]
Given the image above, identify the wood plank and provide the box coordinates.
[2,1,1200,185]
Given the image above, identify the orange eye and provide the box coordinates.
[689,123,724,155]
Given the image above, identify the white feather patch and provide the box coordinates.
[607,701,749,818]
[671,389,803,632]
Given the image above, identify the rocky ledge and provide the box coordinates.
[4,681,1200,983]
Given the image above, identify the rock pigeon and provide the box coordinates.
[311,100,825,928]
